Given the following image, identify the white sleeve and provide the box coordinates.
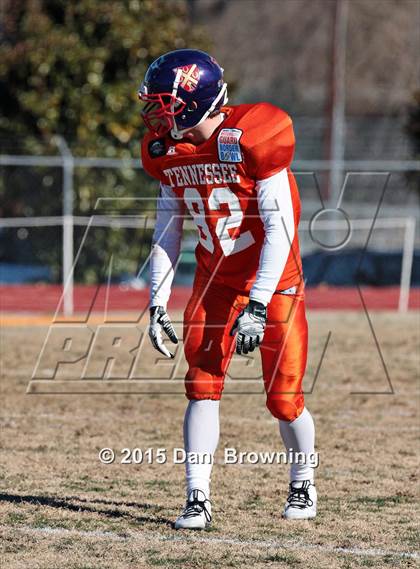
[249,168,295,306]
[150,183,184,308]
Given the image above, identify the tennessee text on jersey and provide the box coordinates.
[163,163,240,186]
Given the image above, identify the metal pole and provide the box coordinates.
[329,0,349,206]
[399,217,416,313]
[53,136,74,316]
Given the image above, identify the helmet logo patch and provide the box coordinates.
[176,64,200,92]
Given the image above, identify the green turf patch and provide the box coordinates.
[265,551,301,564]
[353,495,413,508]
[6,512,26,525]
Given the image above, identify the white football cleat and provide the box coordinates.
[283,480,317,520]
[174,489,212,530]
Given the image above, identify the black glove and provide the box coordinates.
[230,299,267,355]
[149,306,178,358]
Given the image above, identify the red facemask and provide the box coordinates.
[139,92,186,136]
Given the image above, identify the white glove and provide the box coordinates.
[149,306,179,359]
[230,300,267,355]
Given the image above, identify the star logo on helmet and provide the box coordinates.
[175,64,200,92]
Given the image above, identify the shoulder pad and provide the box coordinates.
[235,103,295,179]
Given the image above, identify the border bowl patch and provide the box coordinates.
[217,128,243,163]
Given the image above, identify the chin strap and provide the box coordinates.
[170,82,228,140]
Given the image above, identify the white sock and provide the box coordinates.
[279,407,315,482]
[183,399,220,499]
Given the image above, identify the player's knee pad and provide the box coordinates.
[266,393,304,422]
[185,366,223,400]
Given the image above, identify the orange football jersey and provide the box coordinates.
[141,103,303,294]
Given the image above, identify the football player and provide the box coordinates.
[138,49,317,529]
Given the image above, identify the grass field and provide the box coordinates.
[1,311,419,568]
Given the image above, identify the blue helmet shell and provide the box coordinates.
[139,49,228,137]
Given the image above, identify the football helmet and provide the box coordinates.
[138,49,228,139]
